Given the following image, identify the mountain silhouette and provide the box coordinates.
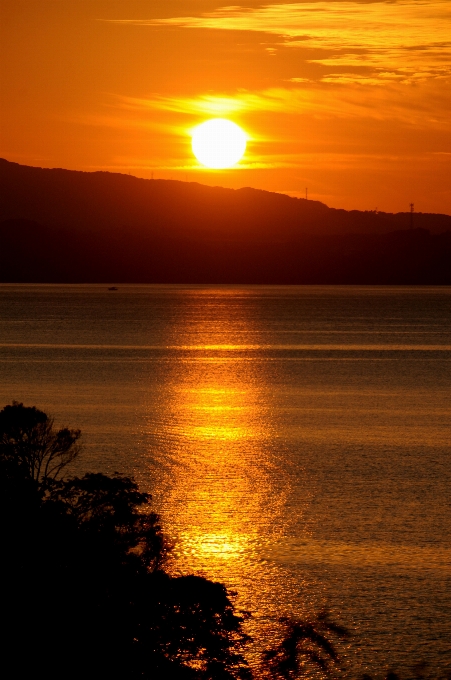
[1,158,450,283]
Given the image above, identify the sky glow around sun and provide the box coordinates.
[191,119,247,169]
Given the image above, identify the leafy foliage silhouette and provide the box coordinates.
[0,402,251,680]
[262,611,350,680]
[0,400,81,484]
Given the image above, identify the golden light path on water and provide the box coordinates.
[140,290,320,663]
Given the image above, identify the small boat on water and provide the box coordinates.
[107,286,118,291]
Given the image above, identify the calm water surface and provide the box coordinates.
[0,285,450,675]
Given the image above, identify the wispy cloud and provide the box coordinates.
[107,1,451,83]
[116,82,451,128]
[118,94,250,117]
[118,91,318,119]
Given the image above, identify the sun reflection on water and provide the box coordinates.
[178,532,250,560]
[141,291,304,640]
[163,374,277,570]
[150,357,298,665]
[138,289,412,670]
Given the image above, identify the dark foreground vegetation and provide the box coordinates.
[0,402,437,679]
[1,158,451,284]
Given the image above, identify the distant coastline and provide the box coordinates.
[1,159,450,285]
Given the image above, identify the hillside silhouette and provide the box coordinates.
[1,158,450,283]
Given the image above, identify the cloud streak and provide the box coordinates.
[108,1,451,83]
[117,81,451,129]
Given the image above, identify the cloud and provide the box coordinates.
[119,91,316,119]
[118,94,250,116]
[116,80,451,129]
[107,1,451,84]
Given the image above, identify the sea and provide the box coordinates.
[0,284,450,677]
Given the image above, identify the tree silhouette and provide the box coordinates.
[262,610,349,679]
[0,401,81,484]
[0,402,251,680]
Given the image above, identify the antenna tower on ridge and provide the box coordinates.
[410,202,414,229]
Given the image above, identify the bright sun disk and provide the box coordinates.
[191,118,247,169]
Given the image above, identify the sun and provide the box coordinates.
[191,119,247,169]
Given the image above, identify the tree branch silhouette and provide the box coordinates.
[0,401,81,485]
[261,611,350,679]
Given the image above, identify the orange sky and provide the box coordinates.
[1,0,451,213]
